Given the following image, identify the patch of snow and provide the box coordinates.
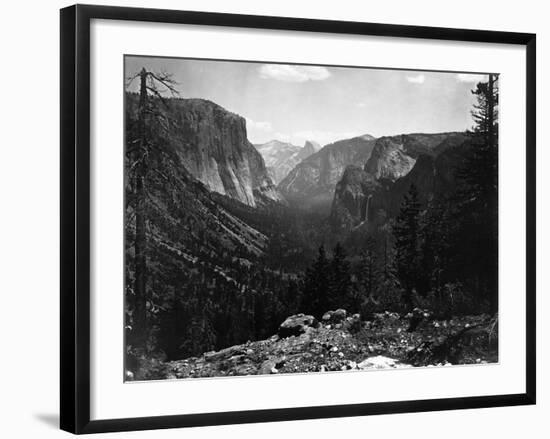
[356,355,410,370]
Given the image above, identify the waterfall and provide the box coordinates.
[365,195,372,223]
[361,194,372,222]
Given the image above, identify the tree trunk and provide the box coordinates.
[487,74,497,314]
[487,74,495,149]
[133,68,148,347]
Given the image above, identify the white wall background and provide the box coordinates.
[0,0,546,437]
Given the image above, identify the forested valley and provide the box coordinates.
[124,68,499,380]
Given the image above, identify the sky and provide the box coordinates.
[125,56,488,147]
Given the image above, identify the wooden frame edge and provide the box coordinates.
[60,4,77,433]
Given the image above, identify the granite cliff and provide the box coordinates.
[127,94,284,207]
[330,132,469,230]
[278,134,376,212]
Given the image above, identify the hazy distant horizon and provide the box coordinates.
[250,130,470,149]
[125,56,489,146]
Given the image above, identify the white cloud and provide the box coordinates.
[273,132,292,142]
[356,102,367,108]
[259,64,331,82]
[456,73,489,83]
[245,118,360,147]
[245,117,273,132]
[245,117,277,144]
[406,74,426,84]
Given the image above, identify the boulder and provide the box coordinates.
[258,359,277,375]
[372,311,401,329]
[406,315,497,366]
[231,363,258,376]
[342,313,362,333]
[406,307,432,332]
[278,313,319,338]
[322,309,348,324]
[204,345,246,362]
[258,357,286,375]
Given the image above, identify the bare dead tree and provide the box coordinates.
[126,68,179,348]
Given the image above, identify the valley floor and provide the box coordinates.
[130,310,498,381]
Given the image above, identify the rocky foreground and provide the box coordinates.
[130,309,498,381]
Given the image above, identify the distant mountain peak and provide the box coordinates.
[358,133,376,141]
[278,134,377,212]
[256,139,297,149]
[255,139,317,185]
[302,140,321,155]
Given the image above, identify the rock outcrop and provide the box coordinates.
[278,313,319,338]
[322,309,348,324]
[278,134,376,212]
[127,94,284,207]
[364,136,417,181]
[302,140,321,157]
[172,98,285,207]
[330,132,470,230]
[129,309,496,380]
[329,166,380,230]
[322,309,362,332]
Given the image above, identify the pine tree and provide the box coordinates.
[301,245,330,317]
[379,226,399,291]
[125,68,178,348]
[358,237,378,307]
[393,184,422,308]
[419,196,454,298]
[179,283,216,357]
[328,243,351,310]
[453,74,499,312]
[471,74,499,147]
[459,74,499,210]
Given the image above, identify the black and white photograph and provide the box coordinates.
[0,0,542,436]
[124,56,499,381]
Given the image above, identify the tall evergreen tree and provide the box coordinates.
[328,243,351,309]
[379,225,399,292]
[393,184,422,308]
[357,237,378,307]
[301,245,330,317]
[453,74,499,312]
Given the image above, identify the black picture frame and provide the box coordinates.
[60,4,536,434]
